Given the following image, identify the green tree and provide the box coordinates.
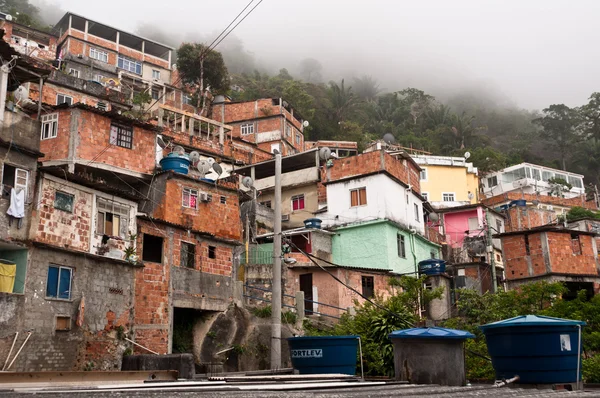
[176,43,229,111]
[533,104,581,171]
[328,79,359,123]
[298,58,322,83]
[352,75,381,102]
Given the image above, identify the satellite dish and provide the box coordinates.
[468,192,475,200]
[383,133,396,144]
[428,212,439,222]
[464,151,471,160]
[156,136,168,149]
[319,147,332,160]
[197,160,211,177]
[206,157,215,165]
[330,152,339,159]
[212,162,223,177]
[272,148,280,155]
[172,145,185,156]
[189,151,201,164]
[303,120,309,128]
[242,176,254,189]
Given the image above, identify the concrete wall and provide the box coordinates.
[425,275,452,321]
[258,184,319,229]
[0,246,136,371]
[419,164,479,205]
[323,173,425,234]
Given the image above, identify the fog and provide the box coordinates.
[31,0,600,110]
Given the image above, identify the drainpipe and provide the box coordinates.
[576,324,582,390]
[485,208,497,293]
[409,231,422,319]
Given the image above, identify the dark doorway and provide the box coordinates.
[299,273,313,316]
[564,282,594,301]
[172,307,204,354]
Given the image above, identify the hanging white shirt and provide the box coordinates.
[7,188,25,219]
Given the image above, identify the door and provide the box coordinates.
[299,273,313,316]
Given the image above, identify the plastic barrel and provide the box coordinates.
[287,335,358,375]
[418,259,446,275]
[303,218,322,229]
[160,155,190,174]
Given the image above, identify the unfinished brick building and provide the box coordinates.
[498,226,600,297]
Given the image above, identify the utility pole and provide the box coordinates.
[485,208,497,293]
[271,153,282,369]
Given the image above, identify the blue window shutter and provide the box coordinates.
[136,63,141,75]
[58,268,72,299]
[46,266,59,297]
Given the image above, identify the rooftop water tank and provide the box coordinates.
[159,153,190,174]
[480,315,585,385]
[303,218,322,229]
[389,327,474,386]
[418,259,446,276]
[287,335,359,375]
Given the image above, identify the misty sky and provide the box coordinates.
[32,0,600,110]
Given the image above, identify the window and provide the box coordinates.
[291,194,305,211]
[56,316,71,331]
[89,47,108,62]
[496,220,504,234]
[420,168,427,181]
[151,89,160,100]
[496,253,502,261]
[46,265,72,300]
[2,165,28,197]
[422,192,429,201]
[142,234,163,263]
[110,124,133,149]
[241,123,254,135]
[93,74,105,84]
[152,69,161,80]
[118,55,142,74]
[524,235,530,255]
[423,282,433,291]
[350,187,367,207]
[96,197,130,238]
[397,234,406,258]
[182,188,198,209]
[295,133,301,145]
[208,245,216,259]
[542,170,553,182]
[260,201,271,209]
[220,195,227,204]
[56,94,73,106]
[442,192,455,202]
[285,124,291,137]
[468,217,479,231]
[568,176,583,189]
[97,102,107,111]
[457,268,466,276]
[414,203,419,221]
[54,191,74,213]
[68,68,80,78]
[41,113,58,140]
[571,234,582,255]
[487,176,498,188]
[180,242,195,268]
[361,276,374,299]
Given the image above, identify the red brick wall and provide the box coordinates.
[151,178,241,241]
[134,220,170,354]
[34,178,93,252]
[482,192,598,210]
[42,108,156,174]
[504,207,555,232]
[546,232,598,275]
[172,229,233,276]
[325,150,419,194]
[28,81,104,109]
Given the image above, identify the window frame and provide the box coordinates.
[442,192,456,202]
[56,94,73,106]
[220,195,227,204]
[96,197,130,238]
[152,69,161,80]
[68,68,80,78]
[350,187,367,207]
[46,265,73,300]
[414,203,419,222]
[117,55,142,75]
[397,234,406,258]
[2,164,28,198]
[208,245,216,259]
[180,241,196,268]
[109,124,133,149]
[182,187,199,209]
[241,123,254,135]
[361,275,374,299]
[420,168,428,181]
[54,191,74,213]
[295,133,301,145]
[291,194,305,212]
[260,200,272,209]
[422,192,429,201]
[89,47,108,63]
[41,113,58,140]
[93,73,106,84]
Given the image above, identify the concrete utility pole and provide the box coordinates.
[485,208,497,293]
[271,153,282,369]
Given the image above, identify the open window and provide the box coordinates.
[142,234,163,263]
[181,242,195,268]
[361,276,374,299]
[1,164,28,198]
[96,197,130,238]
[46,265,72,300]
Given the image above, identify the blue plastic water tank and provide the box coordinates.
[480,315,586,384]
[287,335,358,375]
[160,154,190,174]
[303,218,322,229]
[418,259,446,275]
[509,199,527,207]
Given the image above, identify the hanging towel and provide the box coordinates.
[6,188,25,219]
[0,261,16,293]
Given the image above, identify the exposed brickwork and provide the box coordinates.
[171,229,234,276]
[482,192,598,210]
[0,21,57,61]
[502,230,599,281]
[324,150,421,195]
[504,206,555,232]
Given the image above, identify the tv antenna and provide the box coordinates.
[197,160,211,178]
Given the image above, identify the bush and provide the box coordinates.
[251,306,272,318]
[583,355,600,383]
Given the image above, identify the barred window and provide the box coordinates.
[110,124,133,149]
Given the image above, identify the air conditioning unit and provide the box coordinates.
[281,214,290,222]
[200,192,212,202]
[547,205,554,211]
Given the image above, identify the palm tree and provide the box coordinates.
[328,79,359,123]
[352,75,381,102]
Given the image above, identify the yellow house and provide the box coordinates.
[411,155,479,208]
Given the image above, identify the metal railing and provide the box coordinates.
[243,284,350,320]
